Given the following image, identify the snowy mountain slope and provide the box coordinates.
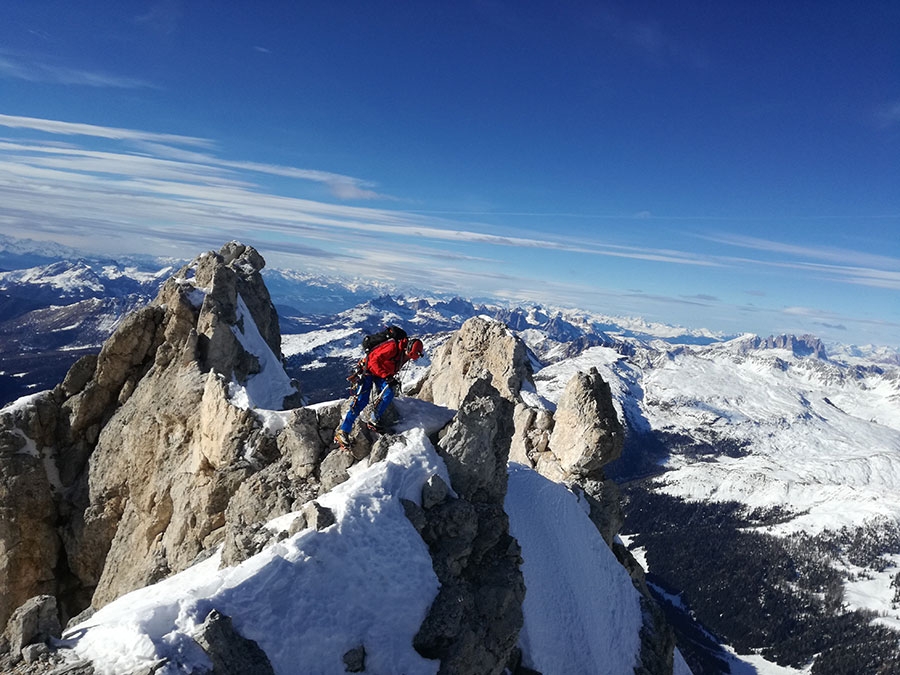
[262,268,394,316]
[640,346,900,534]
[225,293,300,410]
[506,464,643,674]
[60,429,447,675]
[57,424,646,675]
[530,336,900,665]
[0,259,169,303]
[531,341,900,534]
[0,257,171,406]
[0,234,91,270]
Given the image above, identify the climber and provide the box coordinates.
[334,334,424,450]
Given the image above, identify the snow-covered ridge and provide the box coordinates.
[58,426,645,675]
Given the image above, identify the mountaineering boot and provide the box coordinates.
[365,415,391,434]
[334,429,352,452]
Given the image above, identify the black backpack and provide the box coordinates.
[362,325,408,353]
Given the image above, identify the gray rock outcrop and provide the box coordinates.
[409,379,525,675]
[416,316,531,407]
[414,316,675,672]
[0,595,60,660]
[194,609,275,675]
[0,242,316,630]
[544,366,624,478]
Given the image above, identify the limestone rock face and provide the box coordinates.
[416,316,532,408]
[411,379,525,675]
[0,405,61,634]
[547,366,624,478]
[67,242,300,608]
[64,304,167,438]
[0,242,310,628]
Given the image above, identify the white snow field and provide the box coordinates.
[535,344,900,535]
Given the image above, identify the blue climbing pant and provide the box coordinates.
[339,374,394,433]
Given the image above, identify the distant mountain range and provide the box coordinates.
[2,236,900,673]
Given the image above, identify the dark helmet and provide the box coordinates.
[407,338,424,360]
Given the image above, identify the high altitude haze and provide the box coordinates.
[1,2,898,345]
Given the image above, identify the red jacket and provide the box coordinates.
[366,339,407,379]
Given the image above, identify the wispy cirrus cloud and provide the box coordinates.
[701,232,900,290]
[787,262,900,290]
[0,113,211,147]
[0,54,154,89]
[0,114,727,268]
[780,305,900,331]
[703,232,900,269]
[0,114,391,200]
[1,113,897,328]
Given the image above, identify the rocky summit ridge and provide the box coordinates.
[1,243,676,674]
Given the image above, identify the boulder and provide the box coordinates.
[416,316,532,408]
[0,595,60,658]
[302,501,336,531]
[276,408,326,479]
[343,645,366,673]
[547,367,623,478]
[194,609,275,675]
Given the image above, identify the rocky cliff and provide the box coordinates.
[416,316,675,673]
[1,246,674,674]
[1,242,302,627]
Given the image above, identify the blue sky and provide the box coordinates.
[1,1,898,346]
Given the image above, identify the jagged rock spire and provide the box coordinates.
[0,242,302,633]
[416,315,533,407]
[409,379,525,674]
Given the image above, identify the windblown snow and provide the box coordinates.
[227,293,298,410]
[506,464,643,674]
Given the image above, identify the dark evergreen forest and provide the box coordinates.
[622,486,900,675]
